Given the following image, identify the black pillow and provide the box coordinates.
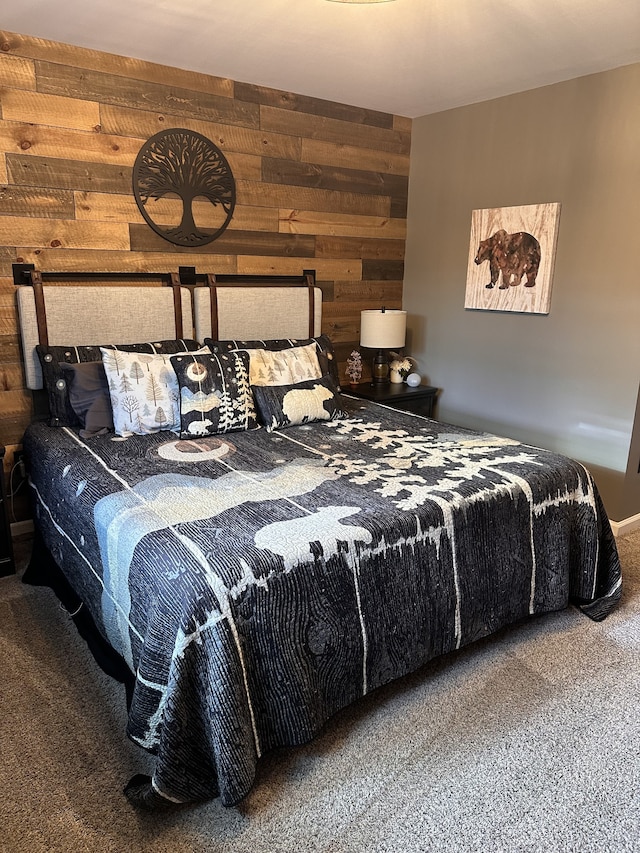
[59,362,113,437]
[204,335,341,391]
[252,374,348,432]
[37,339,201,427]
[170,350,259,437]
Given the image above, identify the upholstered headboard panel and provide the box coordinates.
[193,286,322,342]
[16,270,323,391]
[17,285,193,390]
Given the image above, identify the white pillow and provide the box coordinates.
[101,346,209,436]
[238,341,322,386]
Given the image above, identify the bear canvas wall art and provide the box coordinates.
[465,203,561,314]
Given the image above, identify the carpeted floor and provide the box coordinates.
[0,532,638,853]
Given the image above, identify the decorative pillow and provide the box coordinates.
[170,351,258,437]
[252,374,348,432]
[59,362,113,437]
[204,335,341,390]
[241,342,322,386]
[101,345,209,437]
[37,339,201,427]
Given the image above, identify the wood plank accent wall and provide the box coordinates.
[0,29,410,512]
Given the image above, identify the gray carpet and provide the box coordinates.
[1,532,638,853]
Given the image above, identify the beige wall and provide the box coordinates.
[404,63,640,522]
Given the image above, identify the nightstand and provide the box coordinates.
[0,446,16,576]
[346,382,439,418]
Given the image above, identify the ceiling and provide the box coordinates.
[4,0,640,117]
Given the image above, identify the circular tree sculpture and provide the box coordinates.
[133,128,236,247]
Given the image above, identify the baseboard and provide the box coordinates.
[609,513,640,538]
[10,519,34,539]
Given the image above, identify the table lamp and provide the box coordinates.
[360,308,407,384]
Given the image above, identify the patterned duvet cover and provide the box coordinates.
[23,396,622,807]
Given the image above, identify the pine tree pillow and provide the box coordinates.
[170,351,258,437]
[204,336,340,389]
[101,345,209,437]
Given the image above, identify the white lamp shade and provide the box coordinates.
[360,309,406,349]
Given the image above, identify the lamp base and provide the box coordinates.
[371,349,390,384]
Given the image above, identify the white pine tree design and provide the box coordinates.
[121,394,139,425]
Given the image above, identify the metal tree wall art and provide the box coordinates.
[133,128,236,247]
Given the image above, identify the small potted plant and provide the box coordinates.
[345,350,363,387]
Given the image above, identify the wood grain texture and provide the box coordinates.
[0,290,18,335]
[238,180,390,217]
[1,88,100,130]
[301,138,410,176]
[0,28,409,501]
[262,157,408,200]
[0,389,32,445]
[1,217,129,250]
[393,115,413,134]
[0,185,75,219]
[0,52,36,90]
[279,209,406,239]
[0,362,23,391]
[75,192,279,232]
[362,259,405,280]
[261,106,411,155]
[129,225,316,258]
[35,60,260,129]
[0,333,21,364]
[0,249,16,277]
[99,104,302,161]
[236,256,362,281]
[234,81,395,129]
[7,153,132,193]
[315,236,405,261]
[0,30,234,97]
[0,120,140,166]
[13,249,238,274]
[333,280,403,303]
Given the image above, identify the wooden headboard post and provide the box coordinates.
[205,274,219,341]
[29,270,50,348]
[168,273,185,340]
[304,269,316,339]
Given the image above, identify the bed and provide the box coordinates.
[16,269,622,810]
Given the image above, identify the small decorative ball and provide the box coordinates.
[406,373,421,387]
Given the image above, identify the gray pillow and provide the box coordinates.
[58,362,113,437]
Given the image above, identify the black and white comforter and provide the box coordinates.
[23,397,622,806]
